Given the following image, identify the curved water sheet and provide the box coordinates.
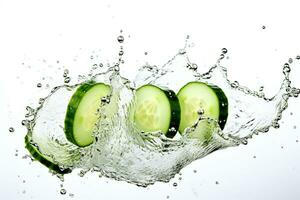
[23,49,300,187]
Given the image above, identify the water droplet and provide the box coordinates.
[64,77,71,83]
[37,83,42,88]
[197,109,204,115]
[283,63,291,75]
[173,182,178,187]
[9,127,15,132]
[221,48,228,54]
[117,35,124,43]
[63,69,69,78]
[60,188,67,195]
[179,49,186,55]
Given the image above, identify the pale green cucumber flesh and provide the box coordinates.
[65,82,111,147]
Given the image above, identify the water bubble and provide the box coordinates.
[262,25,266,29]
[99,63,103,67]
[253,155,256,159]
[9,127,15,132]
[21,120,28,126]
[60,188,67,195]
[288,58,293,64]
[173,182,178,187]
[296,55,300,60]
[190,63,198,71]
[193,170,197,173]
[168,127,177,133]
[296,140,299,143]
[119,51,124,56]
[144,52,148,55]
[117,35,124,43]
[37,83,42,88]
[293,125,296,129]
[215,181,219,185]
[166,195,170,199]
[219,54,225,60]
[221,48,228,54]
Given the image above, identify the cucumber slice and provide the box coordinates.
[177,81,228,135]
[24,135,72,174]
[131,84,180,138]
[65,82,111,147]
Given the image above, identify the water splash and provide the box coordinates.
[22,39,299,187]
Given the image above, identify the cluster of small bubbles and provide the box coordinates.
[9,127,15,133]
[117,35,124,43]
[37,83,42,88]
[60,188,67,195]
[173,182,178,187]
[288,58,293,64]
[283,63,291,75]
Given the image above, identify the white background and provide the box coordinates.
[0,0,300,199]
